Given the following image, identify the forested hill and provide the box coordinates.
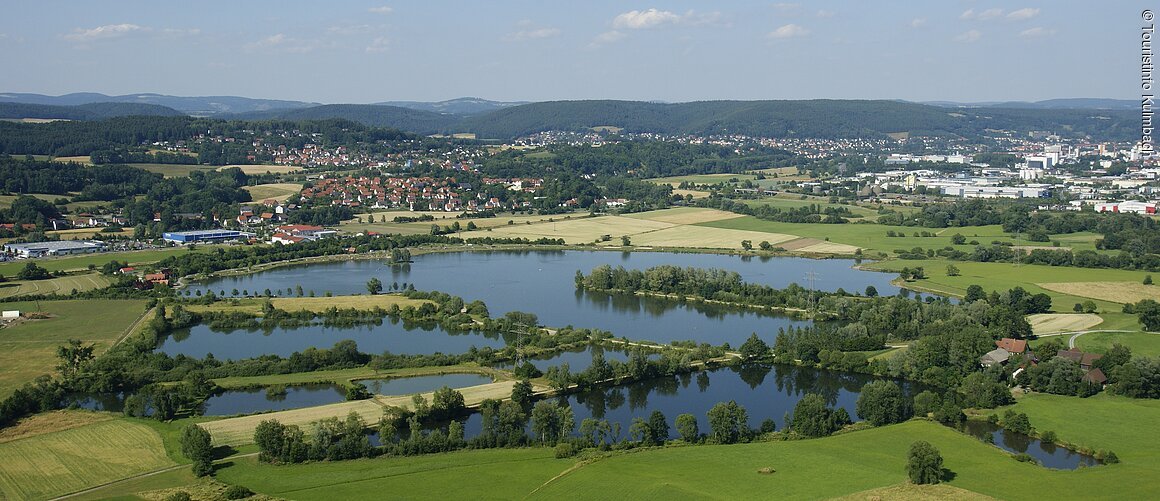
[238,99,1138,141]
[0,99,1138,142]
[455,100,1138,141]
[0,102,184,120]
[223,104,458,134]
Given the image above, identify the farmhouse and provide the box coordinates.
[3,240,106,258]
[980,348,1011,368]
[995,338,1028,355]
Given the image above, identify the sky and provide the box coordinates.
[0,1,1148,103]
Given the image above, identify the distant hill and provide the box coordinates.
[450,100,1138,141]
[225,104,458,134]
[923,98,1137,111]
[0,92,317,116]
[0,102,184,120]
[375,97,529,115]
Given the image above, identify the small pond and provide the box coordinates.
[958,419,1099,469]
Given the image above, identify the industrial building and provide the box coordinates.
[3,240,106,258]
[162,229,252,244]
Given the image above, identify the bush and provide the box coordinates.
[224,485,254,499]
[164,492,192,501]
[1100,450,1120,464]
[554,441,580,459]
[1012,453,1038,464]
[1039,430,1057,443]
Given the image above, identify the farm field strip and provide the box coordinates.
[1027,313,1104,335]
[1037,281,1160,304]
[0,419,174,501]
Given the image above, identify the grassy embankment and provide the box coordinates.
[0,299,147,398]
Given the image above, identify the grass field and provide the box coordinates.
[216,448,567,500]
[742,195,882,219]
[1028,313,1103,335]
[1037,281,1160,304]
[1075,331,1160,357]
[0,299,147,398]
[45,227,134,240]
[244,182,304,203]
[0,273,112,298]
[0,417,174,500]
[212,417,1156,500]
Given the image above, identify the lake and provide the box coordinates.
[189,250,902,348]
[157,318,507,360]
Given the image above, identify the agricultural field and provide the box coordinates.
[201,381,524,446]
[123,163,219,177]
[1037,281,1160,305]
[0,299,147,398]
[0,417,174,500]
[861,259,1151,312]
[1027,313,1103,336]
[1074,331,1160,357]
[700,218,1073,256]
[339,211,555,236]
[479,208,813,251]
[648,173,759,186]
[45,227,134,240]
[0,246,215,276]
[243,182,304,203]
[0,273,112,298]
[742,195,883,219]
[221,164,304,175]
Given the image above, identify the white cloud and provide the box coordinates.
[505,27,561,41]
[816,10,834,18]
[328,24,373,35]
[247,33,322,53]
[366,37,389,53]
[589,30,625,47]
[1007,8,1040,21]
[954,29,982,42]
[772,3,801,11]
[767,23,809,39]
[368,6,393,15]
[961,8,1004,21]
[1019,26,1055,38]
[64,23,144,42]
[910,18,927,28]
[613,8,681,29]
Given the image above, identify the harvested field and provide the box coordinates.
[0,273,112,298]
[221,164,304,175]
[630,225,796,250]
[624,207,744,225]
[1038,281,1160,304]
[202,381,530,446]
[832,482,996,501]
[1028,313,1103,335]
[483,216,673,244]
[0,419,173,500]
[243,183,304,203]
[794,241,861,254]
[0,410,114,444]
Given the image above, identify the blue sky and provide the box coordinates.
[0,1,1146,103]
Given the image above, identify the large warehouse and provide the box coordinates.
[4,240,106,258]
[162,230,252,244]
